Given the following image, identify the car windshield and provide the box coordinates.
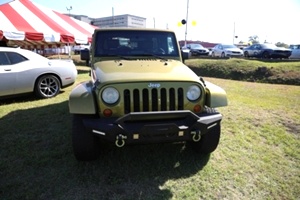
[94,30,179,57]
[223,44,237,49]
[190,44,204,48]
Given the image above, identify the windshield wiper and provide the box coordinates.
[134,53,168,61]
[103,54,132,60]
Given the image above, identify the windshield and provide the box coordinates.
[190,44,204,49]
[94,30,179,57]
[223,44,237,49]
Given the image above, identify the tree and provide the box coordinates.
[275,42,289,48]
[248,35,259,44]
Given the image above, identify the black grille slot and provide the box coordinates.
[124,89,131,114]
[152,89,158,111]
[178,88,184,110]
[133,89,140,112]
[142,89,149,111]
[161,88,167,111]
[169,88,175,110]
[124,87,184,114]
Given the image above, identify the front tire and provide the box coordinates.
[35,75,60,98]
[72,114,100,161]
[262,51,269,59]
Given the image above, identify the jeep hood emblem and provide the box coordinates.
[148,83,161,88]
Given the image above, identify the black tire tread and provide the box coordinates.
[72,114,100,161]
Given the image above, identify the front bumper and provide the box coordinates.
[83,110,222,145]
[226,53,243,57]
[269,52,291,58]
[193,51,209,56]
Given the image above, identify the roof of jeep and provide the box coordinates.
[93,27,175,33]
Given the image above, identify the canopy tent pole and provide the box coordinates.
[68,43,71,59]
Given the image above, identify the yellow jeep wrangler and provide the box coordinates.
[69,28,227,161]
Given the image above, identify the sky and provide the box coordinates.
[1,0,300,45]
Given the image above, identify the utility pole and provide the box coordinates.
[66,6,73,59]
[233,22,235,44]
[66,6,72,16]
[184,0,189,46]
[112,7,115,27]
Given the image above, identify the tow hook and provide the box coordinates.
[191,130,201,142]
[115,134,127,147]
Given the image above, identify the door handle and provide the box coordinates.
[4,69,11,71]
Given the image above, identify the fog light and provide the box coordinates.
[103,109,112,117]
[133,134,139,139]
[193,104,201,113]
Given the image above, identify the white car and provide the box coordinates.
[0,47,77,99]
[289,44,300,59]
[211,44,243,58]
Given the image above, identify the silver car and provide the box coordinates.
[0,47,77,99]
[211,44,243,58]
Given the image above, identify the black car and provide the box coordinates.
[182,43,210,56]
[243,43,292,59]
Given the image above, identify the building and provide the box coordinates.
[69,14,146,28]
[92,14,146,28]
[69,14,92,24]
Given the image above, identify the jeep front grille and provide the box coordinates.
[124,88,184,113]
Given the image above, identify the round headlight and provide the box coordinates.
[102,87,119,104]
[187,85,201,101]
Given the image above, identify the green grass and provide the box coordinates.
[0,66,299,200]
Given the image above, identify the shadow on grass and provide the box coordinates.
[0,91,66,105]
[0,100,210,200]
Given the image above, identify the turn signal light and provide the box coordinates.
[103,109,112,117]
[193,105,201,113]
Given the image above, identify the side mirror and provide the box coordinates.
[80,49,90,66]
[181,50,191,63]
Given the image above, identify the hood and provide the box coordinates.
[272,47,291,51]
[93,59,200,83]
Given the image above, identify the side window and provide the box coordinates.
[6,52,28,64]
[0,52,10,65]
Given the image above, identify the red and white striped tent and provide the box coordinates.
[0,0,97,49]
